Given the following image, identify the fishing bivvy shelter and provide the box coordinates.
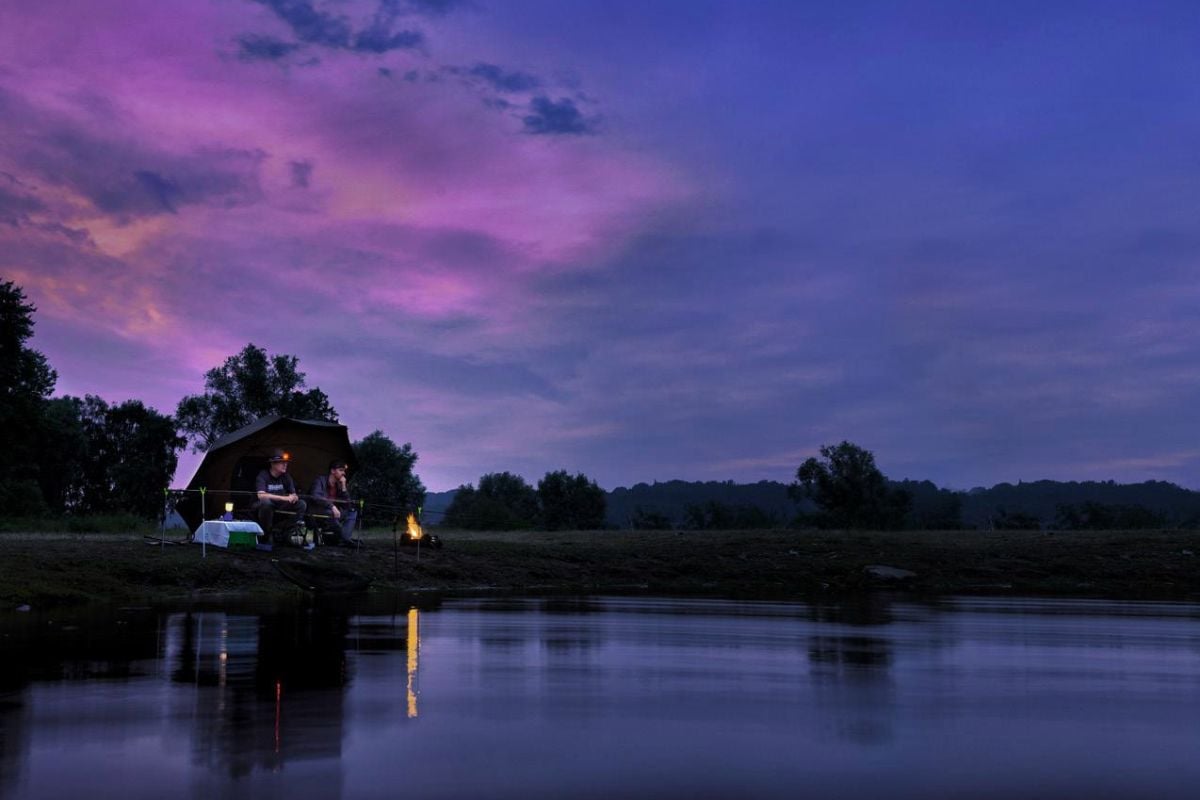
[176,416,357,532]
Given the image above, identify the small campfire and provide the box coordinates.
[399,512,443,549]
[405,513,423,541]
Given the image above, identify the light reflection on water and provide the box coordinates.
[1,595,1199,799]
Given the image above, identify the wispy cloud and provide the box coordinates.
[248,0,425,54]
[237,34,302,61]
[467,62,540,93]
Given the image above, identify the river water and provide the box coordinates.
[1,594,1199,799]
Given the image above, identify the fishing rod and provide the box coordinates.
[166,488,532,532]
[164,487,430,522]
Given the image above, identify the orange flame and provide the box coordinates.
[406,513,423,540]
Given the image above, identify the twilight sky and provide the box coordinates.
[4,0,1200,492]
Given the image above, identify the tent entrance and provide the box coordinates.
[231,455,262,514]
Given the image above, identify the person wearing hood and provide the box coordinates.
[310,459,359,546]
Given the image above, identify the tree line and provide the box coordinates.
[2,281,185,519]
[1,278,423,524]
[7,275,1193,532]
[440,470,606,530]
[609,447,1200,531]
[2,276,602,530]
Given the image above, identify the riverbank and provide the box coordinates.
[1,528,1198,608]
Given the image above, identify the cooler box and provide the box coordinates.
[194,520,263,549]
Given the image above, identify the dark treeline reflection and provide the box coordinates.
[0,595,436,791]
[167,607,350,775]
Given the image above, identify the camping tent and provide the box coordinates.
[176,416,357,532]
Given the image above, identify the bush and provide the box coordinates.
[0,513,159,534]
[0,479,50,517]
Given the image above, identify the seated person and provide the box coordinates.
[310,460,358,545]
[252,449,306,541]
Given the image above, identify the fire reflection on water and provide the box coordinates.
[407,608,420,719]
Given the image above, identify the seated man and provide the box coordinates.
[309,459,359,546]
[252,449,307,542]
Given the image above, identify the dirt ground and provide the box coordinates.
[1,527,1198,609]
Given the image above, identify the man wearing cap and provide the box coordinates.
[252,449,307,542]
[310,460,359,546]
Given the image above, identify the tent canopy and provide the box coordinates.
[176,416,356,531]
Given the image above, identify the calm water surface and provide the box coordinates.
[2,594,1199,799]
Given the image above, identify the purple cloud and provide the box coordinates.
[523,96,595,135]
[249,0,425,54]
[468,62,540,93]
[237,34,302,61]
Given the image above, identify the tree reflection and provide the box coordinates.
[165,608,350,778]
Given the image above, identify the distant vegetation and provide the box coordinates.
[6,276,1200,532]
[601,476,1200,531]
[441,470,607,530]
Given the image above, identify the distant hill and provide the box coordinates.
[958,479,1200,529]
[420,489,458,523]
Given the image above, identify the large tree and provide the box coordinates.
[0,279,56,402]
[176,343,337,451]
[538,470,606,530]
[351,430,426,525]
[0,279,58,511]
[34,397,87,513]
[789,441,911,530]
[68,396,186,519]
[443,472,540,530]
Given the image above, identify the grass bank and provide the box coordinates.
[1,527,1198,609]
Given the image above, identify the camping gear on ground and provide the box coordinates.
[193,520,263,550]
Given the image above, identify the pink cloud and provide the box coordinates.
[1,0,686,345]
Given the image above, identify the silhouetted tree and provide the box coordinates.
[895,479,965,529]
[175,343,337,451]
[351,430,426,524]
[0,279,58,509]
[34,397,86,513]
[538,470,606,530]
[789,441,911,529]
[444,472,539,530]
[64,395,185,518]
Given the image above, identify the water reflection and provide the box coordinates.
[0,598,430,799]
[0,689,27,800]
[1,595,1200,799]
[164,608,352,776]
[406,608,419,719]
